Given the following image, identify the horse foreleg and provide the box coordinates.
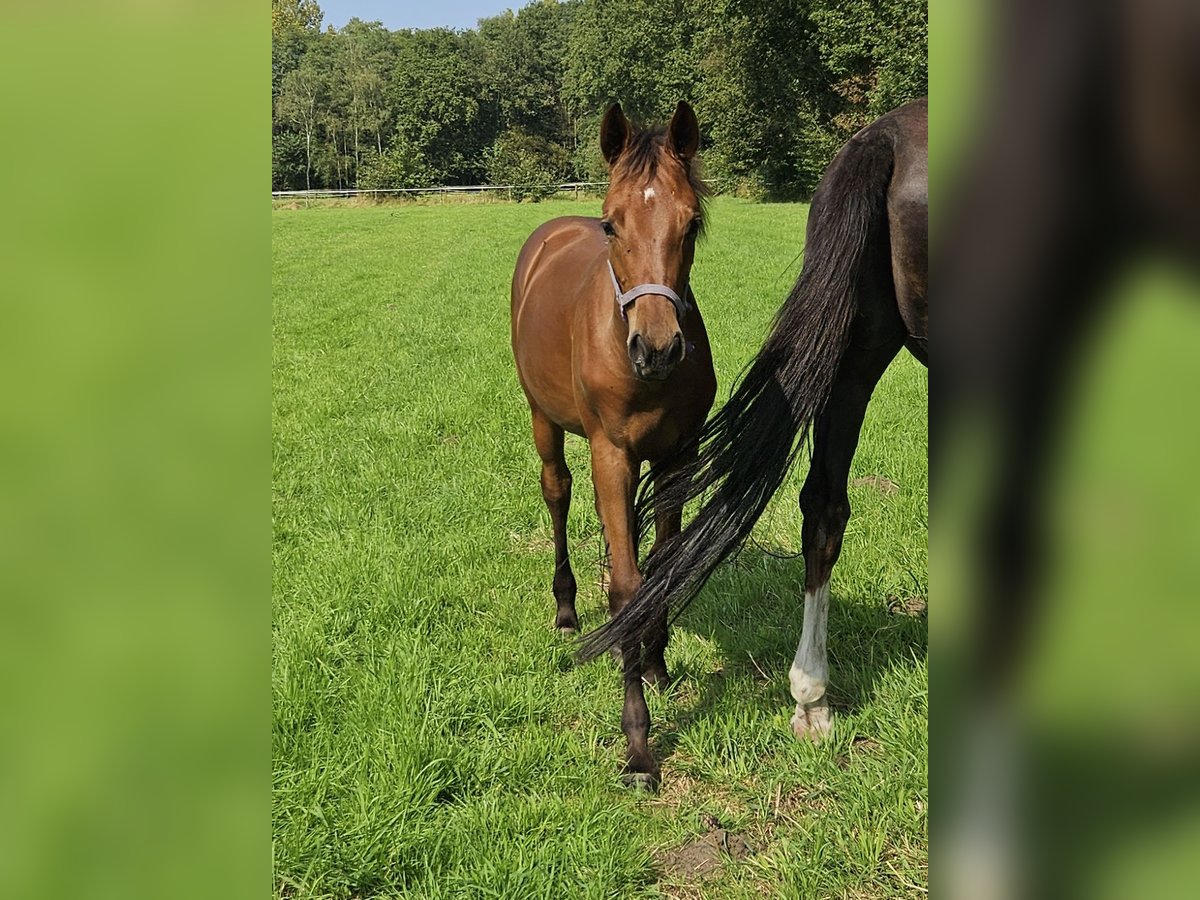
[794,340,898,740]
[591,439,658,788]
[592,484,611,594]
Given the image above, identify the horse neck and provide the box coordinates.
[593,257,631,354]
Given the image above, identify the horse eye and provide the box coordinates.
[600,220,615,237]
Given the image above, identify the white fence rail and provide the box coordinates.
[272,181,609,199]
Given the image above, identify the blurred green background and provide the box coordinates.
[930,0,1200,895]
[0,5,266,900]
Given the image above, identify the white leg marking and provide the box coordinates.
[789,581,830,706]
[790,581,833,740]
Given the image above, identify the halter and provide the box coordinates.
[607,259,690,322]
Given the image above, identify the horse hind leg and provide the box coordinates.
[637,498,676,689]
[532,411,578,632]
[793,339,899,740]
[639,457,691,689]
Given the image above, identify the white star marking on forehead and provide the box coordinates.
[642,186,656,202]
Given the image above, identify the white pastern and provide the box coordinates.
[789,581,830,706]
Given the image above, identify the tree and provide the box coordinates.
[276,63,323,190]
[333,19,397,176]
[272,1,324,189]
[269,0,927,196]
[389,29,490,184]
[272,131,308,191]
[810,0,927,121]
[271,0,323,35]
[485,128,570,200]
[355,140,435,191]
[478,2,577,150]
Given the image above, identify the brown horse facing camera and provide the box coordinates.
[510,102,716,787]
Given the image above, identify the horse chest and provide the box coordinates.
[576,363,712,461]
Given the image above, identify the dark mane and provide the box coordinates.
[612,124,709,233]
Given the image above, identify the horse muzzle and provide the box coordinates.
[628,330,686,380]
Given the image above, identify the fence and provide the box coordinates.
[271,182,610,201]
[271,178,748,202]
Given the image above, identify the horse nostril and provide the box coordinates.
[628,332,647,365]
[666,332,685,366]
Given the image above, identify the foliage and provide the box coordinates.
[810,0,929,119]
[478,2,576,147]
[271,0,323,35]
[390,29,492,185]
[354,140,435,190]
[275,62,323,190]
[271,130,308,191]
[485,129,570,200]
[271,0,926,198]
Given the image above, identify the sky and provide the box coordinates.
[319,1,517,32]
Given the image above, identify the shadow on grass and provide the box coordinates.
[641,544,928,763]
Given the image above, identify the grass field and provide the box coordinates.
[273,197,928,898]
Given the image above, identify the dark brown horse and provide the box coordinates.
[511,102,716,786]
[580,99,928,780]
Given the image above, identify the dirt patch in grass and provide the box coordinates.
[852,475,900,495]
[656,823,755,882]
[886,594,927,617]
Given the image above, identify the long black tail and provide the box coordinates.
[578,125,895,663]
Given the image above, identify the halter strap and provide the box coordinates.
[607,260,690,322]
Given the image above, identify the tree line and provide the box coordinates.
[272,0,926,200]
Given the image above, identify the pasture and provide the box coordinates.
[273,198,928,898]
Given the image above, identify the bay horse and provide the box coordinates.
[511,102,717,787]
[579,99,928,777]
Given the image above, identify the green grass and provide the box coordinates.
[273,197,927,898]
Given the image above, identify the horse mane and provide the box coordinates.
[612,123,710,236]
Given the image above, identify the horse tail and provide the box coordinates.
[577,124,895,663]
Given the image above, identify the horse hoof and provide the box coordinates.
[621,770,660,792]
[791,703,833,742]
[555,624,578,635]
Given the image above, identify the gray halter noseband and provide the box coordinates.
[607,260,690,322]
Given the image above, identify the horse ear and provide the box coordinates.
[600,103,629,166]
[668,101,700,161]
